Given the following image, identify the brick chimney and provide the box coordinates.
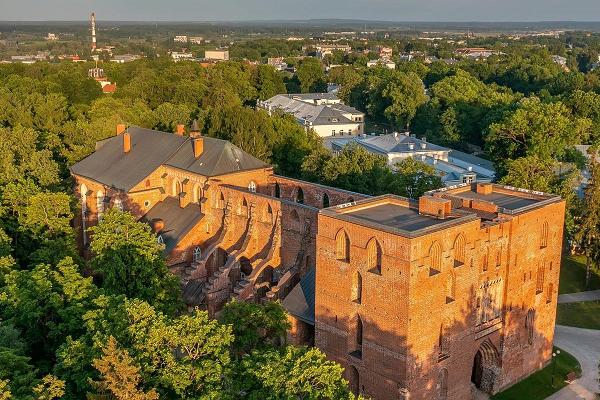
[175,124,185,136]
[116,124,127,135]
[123,131,131,153]
[419,196,452,219]
[193,137,203,158]
[151,219,165,233]
[190,119,201,138]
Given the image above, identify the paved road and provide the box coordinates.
[546,325,600,400]
[558,290,600,304]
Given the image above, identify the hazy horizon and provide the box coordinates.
[2,0,600,23]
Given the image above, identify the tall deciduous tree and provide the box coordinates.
[89,209,181,313]
[575,148,600,287]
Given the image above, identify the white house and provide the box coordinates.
[258,93,365,138]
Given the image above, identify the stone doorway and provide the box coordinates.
[470,339,501,394]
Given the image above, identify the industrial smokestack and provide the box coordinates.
[90,13,97,51]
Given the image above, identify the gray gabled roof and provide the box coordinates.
[140,196,202,254]
[282,268,315,325]
[70,127,188,191]
[70,126,269,191]
[164,136,268,177]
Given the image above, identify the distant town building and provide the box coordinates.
[88,67,117,94]
[258,93,365,138]
[171,51,195,62]
[330,132,495,186]
[189,36,204,44]
[46,33,59,41]
[303,44,352,59]
[551,55,567,67]
[377,46,393,59]
[454,47,502,59]
[111,54,142,63]
[267,57,288,71]
[204,49,230,61]
[367,59,396,69]
[174,35,188,43]
[327,83,340,94]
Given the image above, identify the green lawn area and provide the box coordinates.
[556,301,600,329]
[559,255,600,294]
[492,347,581,400]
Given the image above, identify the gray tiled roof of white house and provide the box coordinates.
[331,132,448,156]
[258,94,362,126]
[330,132,495,187]
[420,155,493,186]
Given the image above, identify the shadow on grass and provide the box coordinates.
[556,301,600,330]
[491,346,581,400]
[559,255,600,295]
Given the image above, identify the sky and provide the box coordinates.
[1,0,600,22]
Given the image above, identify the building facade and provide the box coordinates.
[71,124,564,400]
[258,93,365,137]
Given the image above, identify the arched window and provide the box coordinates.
[274,182,281,198]
[173,179,181,196]
[96,190,105,220]
[193,246,202,262]
[241,198,248,216]
[352,271,362,303]
[355,315,363,357]
[453,234,465,267]
[482,250,489,272]
[323,193,330,208]
[536,263,544,294]
[291,209,300,224]
[336,230,350,262]
[526,309,535,345]
[446,272,456,303]
[266,204,273,223]
[367,238,382,274]
[438,324,449,358]
[113,198,123,211]
[541,221,549,248]
[157,234,164,245]
[80,184,88,246]
[438,368,448,399]
[192,184,202,203]
[430,242,442,273]
[218,192,225,209]
[296,187,304,204]
[248,181,257,193]
[348,366,359,396]
[546,283,553,304]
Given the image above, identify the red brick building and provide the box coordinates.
[71,125,564,399]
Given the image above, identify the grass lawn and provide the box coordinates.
[492,347,581,400]
[559,255,600,294]
[556,301,600,330]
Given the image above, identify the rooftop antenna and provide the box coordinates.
[90,12,97,51]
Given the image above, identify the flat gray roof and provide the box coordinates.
[345,203,447,232]
[452,191,538,211]
[321,195,477,238]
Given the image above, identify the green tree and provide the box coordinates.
[89,209,181,313]
[390,158,443,198]
[88,337,158,400]
[236,346,354,400]
[486,97,592,171]
[220,300,290,355]
[32,375,65,400]
[575,148,600,287]
[296,58,326,93]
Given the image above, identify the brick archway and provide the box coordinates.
[471,339,501,394]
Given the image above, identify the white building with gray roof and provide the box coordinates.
[257,94,365,138]
[330,132,495,187]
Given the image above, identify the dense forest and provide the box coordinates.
[2,33,600,398]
